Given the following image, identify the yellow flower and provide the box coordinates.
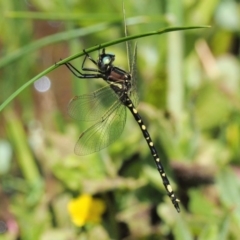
[67,194,106,227]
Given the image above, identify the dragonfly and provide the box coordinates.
[63,43,180,212]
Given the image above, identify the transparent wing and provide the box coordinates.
[123,2,131,73]
[68,86,119,121]
[129,43,139,106]
[123,4,139,106]
[74,101,126,155]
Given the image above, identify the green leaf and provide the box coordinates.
[217,168,240,227]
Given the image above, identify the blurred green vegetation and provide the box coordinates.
[0,0,240,239]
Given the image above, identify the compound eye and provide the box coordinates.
[102,56,111,65]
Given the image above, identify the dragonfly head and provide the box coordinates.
[98,48,115,71]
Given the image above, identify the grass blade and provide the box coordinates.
[0,25,210,112]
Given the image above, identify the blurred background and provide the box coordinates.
[0,0,240,239]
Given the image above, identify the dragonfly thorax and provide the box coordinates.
[97,50,132,95]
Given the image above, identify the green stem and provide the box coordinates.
[0,25,209,112]
[5,110,41,184]
[0,22,111,68]
[167,1,184,126]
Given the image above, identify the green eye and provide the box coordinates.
[102,56,111,65]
